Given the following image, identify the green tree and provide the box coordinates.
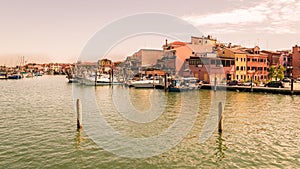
[268,66,276,80]
[268,65,285,81]
[275,66,285,81]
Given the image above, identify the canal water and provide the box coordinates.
[0,76,299,168]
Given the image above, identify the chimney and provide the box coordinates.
[228,43,232,48]
[165,39,168,46]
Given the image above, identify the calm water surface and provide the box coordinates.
[0,76,299,168]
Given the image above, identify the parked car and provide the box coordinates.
[264,81,284,88]
[227,80,241,86]
[282,78,291,83]
[243,81,256,86]
[295,78,300,83]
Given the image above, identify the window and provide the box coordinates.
[244,58,246,62]
[236,75,239,80]
[222,60,225,66]
[226,60,231,67]
[236,66,239,70]
[236,58,238,61]
[247,58,250,62]
[211,60,215,65]
[240,58,243,62]
[231,60,235,65]
[223,51,225,54]
[192,52,195,55]
[241,66,244,70]
[247,66,250,70]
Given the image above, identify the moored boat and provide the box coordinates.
[131,77,159,88]
[168,77,199,92]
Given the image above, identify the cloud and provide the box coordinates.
[183,5,267,25]
[182,0,300,34]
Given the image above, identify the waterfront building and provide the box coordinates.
[261,50,281,66]
[217,46,247,81]
[292,45,300,78]
[187,53,235,83]
[278,50,292,78]
[132,49,163,68]
[241,46,269,81]
[158,36,214,78]
[97,58,112,73]
[190,35,217,46]
[124,49,163,75]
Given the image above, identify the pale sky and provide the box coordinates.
[1,0,299,66]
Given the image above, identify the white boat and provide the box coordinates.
[132,78,159,88]
[83,74,121,86]
[168,77,199,92]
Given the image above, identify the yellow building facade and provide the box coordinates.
[218,48,247,81]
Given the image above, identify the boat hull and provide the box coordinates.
[133,83,154,88]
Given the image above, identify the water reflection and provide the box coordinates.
[75,128,85,150]
[215,132,227,162]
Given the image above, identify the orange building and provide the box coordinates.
[244,46,269,81]
[292,45,300,78]
[160,36,214,78]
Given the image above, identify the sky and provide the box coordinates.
[0,0,299,66]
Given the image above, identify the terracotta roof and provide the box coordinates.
[170,41,187,46]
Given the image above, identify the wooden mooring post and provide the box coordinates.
[291,78,294,95]
[164,73,168,91]
[214,77,217,92]
[76,99,82,129]
[218,102,223,133]
[94,70,97,86]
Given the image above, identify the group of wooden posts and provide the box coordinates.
[75,97,224,133]
[76,75,225,131]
